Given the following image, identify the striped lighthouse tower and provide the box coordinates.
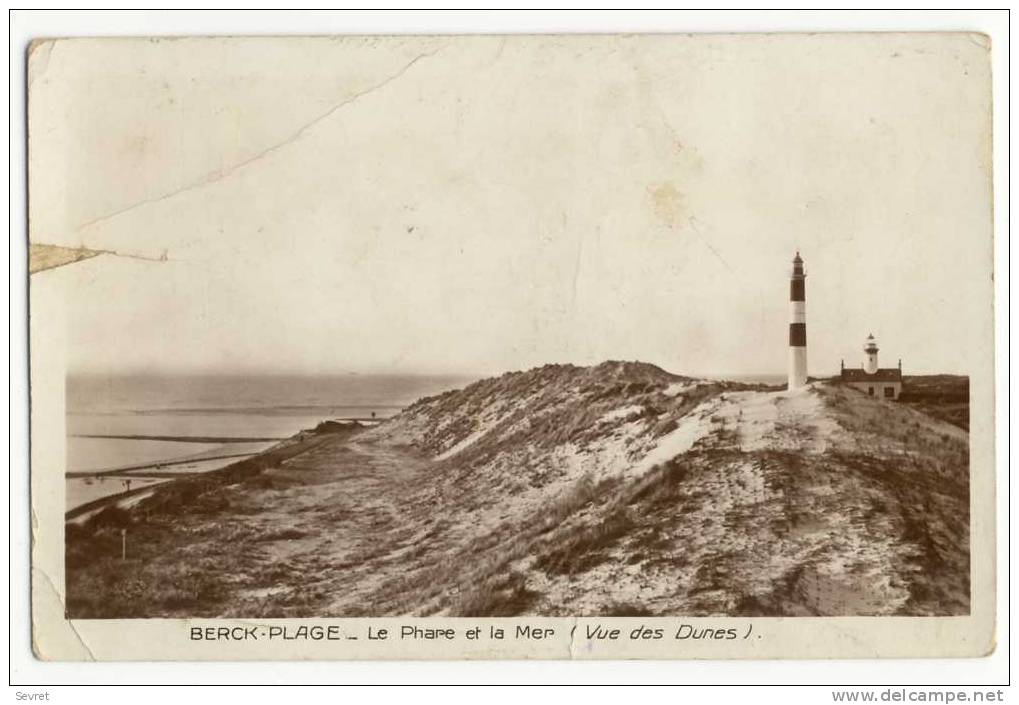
[788,252,808,389]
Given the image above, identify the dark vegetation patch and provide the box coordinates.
[601,601,655,617]
[826,374,969,430]
[831,452,969,614]
[258,528,308,542]
[313,420,366,434]
[454,572,540,617]
[534,507,637,576]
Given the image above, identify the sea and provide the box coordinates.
[65,373,477,513]
[715,374,787,386]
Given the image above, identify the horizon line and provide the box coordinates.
[66,366,969,379]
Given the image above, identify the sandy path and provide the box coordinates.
[219,435,452,616]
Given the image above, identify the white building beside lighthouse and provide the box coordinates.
[840,334,904,399]
[788,252,808,389]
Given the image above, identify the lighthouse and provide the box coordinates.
[864,334,879,373]
[788,252,808,389]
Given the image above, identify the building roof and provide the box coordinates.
[841,368,902,383]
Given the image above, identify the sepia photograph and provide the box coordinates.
[25,29,996,661]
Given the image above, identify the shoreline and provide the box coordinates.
[65,452,260,479]
[64,422,362,524]
[70,433,287,443]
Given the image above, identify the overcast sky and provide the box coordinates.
[30,34,992,378]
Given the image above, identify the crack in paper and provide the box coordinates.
[34,567,98,661]
[73,44,447,235]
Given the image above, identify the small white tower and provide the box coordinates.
[864,334,879,374]
[788,252,808,389]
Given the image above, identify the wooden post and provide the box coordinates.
[121,528,126,561]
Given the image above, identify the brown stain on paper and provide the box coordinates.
[648,182,684,229]
[28,244,106,274]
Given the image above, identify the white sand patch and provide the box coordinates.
[634,400,716,472]
[119,489,159,509]
[599,405,643,423]
[67,485,164,525]
[238,585,290,600]
[435,424,491,460]
[432,395,527,459]
[552,442,588,476]
[770,385,845,453]
[526,545,680,614]
[707,384,846,454]
[713,390,781,451]
[464,415,660,536]
[663,381,697,397]
[361,409,432,446]
[579,417,658,476]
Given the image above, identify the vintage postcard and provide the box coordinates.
[28,33,995,660]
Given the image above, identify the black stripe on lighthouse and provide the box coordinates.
[790,279,805,301]
[789,323,806,346]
